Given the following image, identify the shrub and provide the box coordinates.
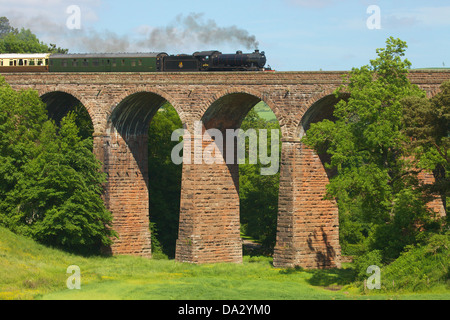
[380,232,450,292]
[353,249,383,281]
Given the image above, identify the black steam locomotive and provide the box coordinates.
[164,50,268,72]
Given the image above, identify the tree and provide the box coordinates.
[302,37,440,260]
[0,17,15,38]
[148,103,183,258]
[0,17,68,53]
[239,108,280,252]
[402,81,449,213]
[0,76,115,254]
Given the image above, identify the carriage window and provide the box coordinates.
[19,59,24,66]
[72,59,78,67]
[37,59,43,66]
[121,59,125,66]
[29,60,35,66]
[62,60,68,67]
[93,59,99,67]
[138,59,142,66]
[131,60,136,67]
[0,60,2,66]
[112,59,116,67]
[83,59,89,67]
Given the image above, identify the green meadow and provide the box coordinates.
[254,102,277,122]
[0,226,448,300]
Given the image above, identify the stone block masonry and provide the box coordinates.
[3,70,449,269]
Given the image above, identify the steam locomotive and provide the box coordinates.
[0,50,270,73]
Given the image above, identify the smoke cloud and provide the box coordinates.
[4,8,259,53]
[70,29,132,53]
[139,13,260,51]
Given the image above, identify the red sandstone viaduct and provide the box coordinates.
[3,70,449,268]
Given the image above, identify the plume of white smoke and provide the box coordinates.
[4,8,259,53]
[139,13,259,51]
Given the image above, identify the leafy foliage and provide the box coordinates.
[239,108,280,252]
[377,232,450,292]
[402,80,450,212]
[148,103,183,258]
[0,76,115,254]
[0,16,67,53]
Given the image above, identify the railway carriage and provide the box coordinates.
[0,53,50,72]
[49,52,168,72]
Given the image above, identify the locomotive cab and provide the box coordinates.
[193,51,221,71]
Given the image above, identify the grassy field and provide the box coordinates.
[254,102,277,122]
[0,226,448,300]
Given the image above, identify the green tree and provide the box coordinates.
[148,103,183,258]
[303,37,438,261]
[239,108,280,252]
[0,76,115,254]
[0,17,15,38]
[72,103,95,141]
[402,80,450,213]
[0,17,67,53]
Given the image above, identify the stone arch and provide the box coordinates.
[39,89,94,129]
[273,91,347,269]
[108,87,187,134]
[299,91,351,187]
[103,89,185,259]
[296,88,347,138]
[175,89,282,264]
[199,87,286,136]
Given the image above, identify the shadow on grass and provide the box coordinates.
[277,265,357,288]
[306,268,357,287]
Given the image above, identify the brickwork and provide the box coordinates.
[273,141,340,269]
[3,70,449,269]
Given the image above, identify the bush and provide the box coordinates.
[353,250,383,281]
[380,232,450,292]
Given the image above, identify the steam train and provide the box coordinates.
[0,50,270,73]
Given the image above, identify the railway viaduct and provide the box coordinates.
[3,70,449,269]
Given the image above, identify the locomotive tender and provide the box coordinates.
[0,50,269,73]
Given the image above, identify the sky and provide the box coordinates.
[1,0,449,71]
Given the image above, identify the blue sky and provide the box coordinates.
[2,0,449,71]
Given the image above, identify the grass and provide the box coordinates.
[254,102,277,122]
[0,226,449,300]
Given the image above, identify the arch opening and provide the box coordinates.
[106,91,183,259]
[300,93,349,179]
[40,91,94,141]
[193,92,281,259]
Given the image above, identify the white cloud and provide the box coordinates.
[2,0,101,32]
[286,0,336,8]
[385,6,450,28]
[1,0,107,52]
